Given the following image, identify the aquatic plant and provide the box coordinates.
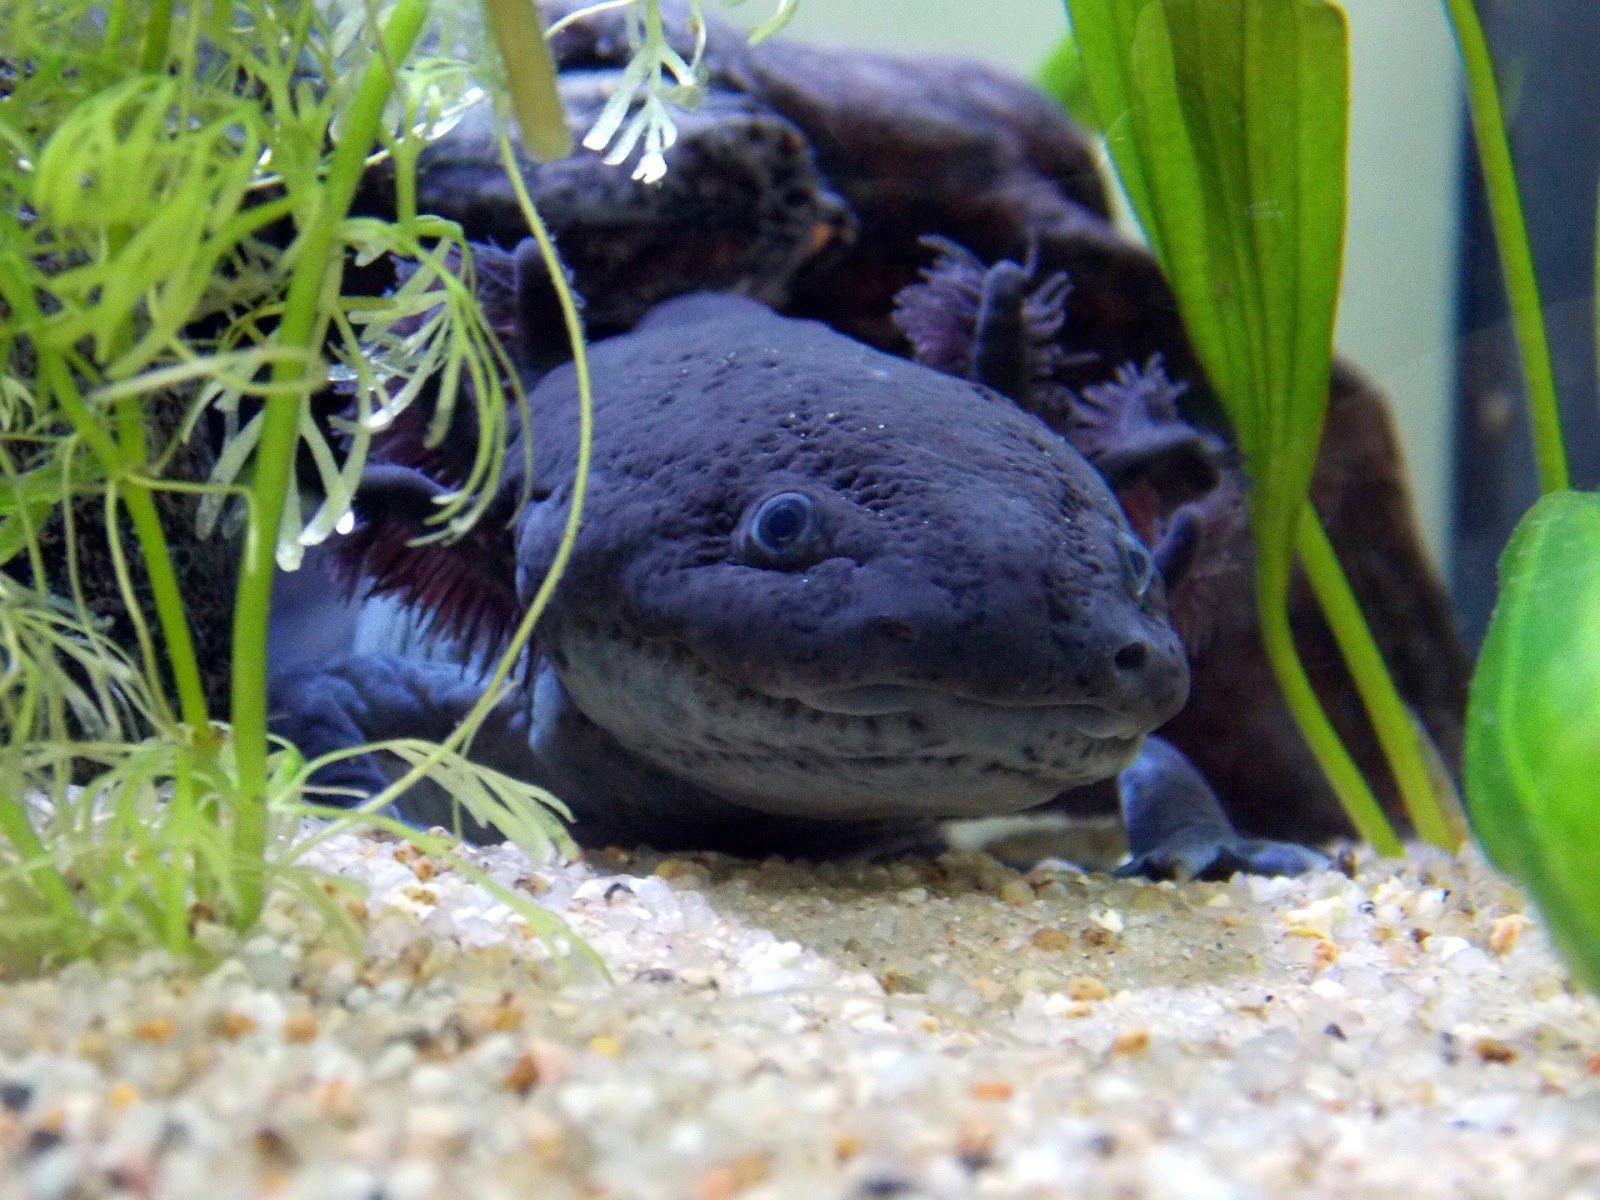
[553,0,797,183]
[1058,0,1460,855]
[1058,0,1600,988]
[1444,0,1600,993]
[0,0,583,973]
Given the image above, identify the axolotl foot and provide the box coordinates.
[1115,737,1331,882]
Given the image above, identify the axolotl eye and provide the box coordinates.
[740,490,826,568]
[1119,533,1159,605]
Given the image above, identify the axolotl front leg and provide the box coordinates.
[271,648,732,844]
[897,240,1329,879]
[1115,520,1328,877]
[268,653,545,837]
[1114,737,1329,881]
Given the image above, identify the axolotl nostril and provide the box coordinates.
[271,288,1323,876]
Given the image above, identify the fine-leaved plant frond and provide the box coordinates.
[0,0,596,972]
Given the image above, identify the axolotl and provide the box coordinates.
[271,272,1324,877]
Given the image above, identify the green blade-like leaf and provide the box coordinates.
[1071,0,1349,594]
[1279,2,1350,558]
[1066,0,1451,854]
[1164,0,1268,407]
[1035,33,1102,133]
[1466,490,1600,991]
[1069,0,1166,261]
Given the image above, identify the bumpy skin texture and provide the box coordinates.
[386,85,853,335]
[273,293,1322,874]
[520,296,1175,719]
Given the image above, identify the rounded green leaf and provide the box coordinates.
[1466,489,1600,991]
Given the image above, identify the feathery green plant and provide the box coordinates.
[0,0,580,974]
[561,0,799,183]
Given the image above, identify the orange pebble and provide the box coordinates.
[1066,976,1110,1002]
[1475,1037,1517,1065]
[833,1133,865,1162]
[1111,1028,1151,1056]
[504,1052,541,1094]
[133,1017,177,1043]
[216,1011,258,1039]
[1030,928,1073,952]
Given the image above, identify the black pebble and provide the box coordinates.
[0,1081,33,1112]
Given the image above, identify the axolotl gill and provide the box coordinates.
[271,251,1324,876]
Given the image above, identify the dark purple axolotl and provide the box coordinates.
[270,240,1325,879]
[337,2,1466,853]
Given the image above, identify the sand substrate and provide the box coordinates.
[2,829,1599,1199]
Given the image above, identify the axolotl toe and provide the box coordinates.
[272,292,1307,871]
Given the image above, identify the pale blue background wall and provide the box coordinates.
[731,0,1463,567]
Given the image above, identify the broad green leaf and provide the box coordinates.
[1466,490,1600,991]
[1065,0,1349,600]
[1069,0,1167,262]
[1064,1,1464,854]
[1035,34,1101,132]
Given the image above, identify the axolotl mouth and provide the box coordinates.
[542,619,1173,822]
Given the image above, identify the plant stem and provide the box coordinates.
[340,135,595,819]
[481,0,573,161]
[1442,0,1568,494]
[36,352,124,476]
[0,793,89,951]
[112,399,211,734]
[1296,508,1466,848]
[488,132,593,705]
[1257,573,1404,857]
[103,1,129,52]
[228,0,431,927]
[33,353,208,735]
[139,0,175,73]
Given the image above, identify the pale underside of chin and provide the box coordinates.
[637,734,1143,821]
[550,624,1146,822]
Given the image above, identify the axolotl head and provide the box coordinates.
[497,293,1189,822]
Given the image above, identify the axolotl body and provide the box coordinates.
[273,284,1323,876]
